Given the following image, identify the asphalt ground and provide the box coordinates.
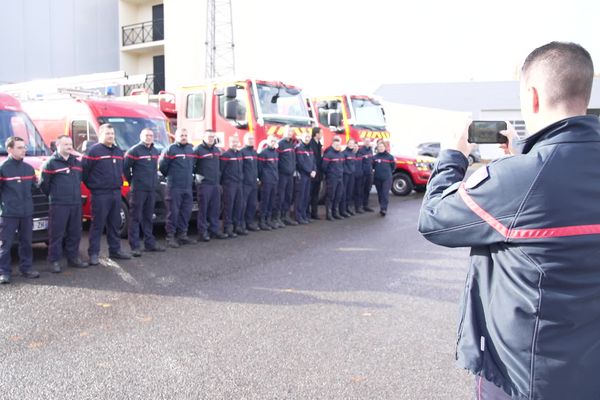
[0,192,473,400]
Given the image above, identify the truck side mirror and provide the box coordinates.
[224,100,238,120]
[225,86,237,99]
[328,111,341,127]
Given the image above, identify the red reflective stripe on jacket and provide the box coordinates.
[82,155,124,161]
[323,157,344,162]
[164,154,194,159]
[0,175,35,181]
[220,157,243,161]
[42,167,71,174]
[126,154,159,160]
[296,151,314,155]
[458,183,600,239]
[277,148,294,153]
[258,157,278,162]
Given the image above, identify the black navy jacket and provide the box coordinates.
[258,147,278,184]
[353,150,364,178]
[159,142,195,190]
[220,149,243,185]
[295,142,316,177]
[322,147,344,180]
[342,148,357,175]
[194,142,221,185]
[241,145,258,186]
[124,142,160,192]
[308,138,323,173]
[372,151,395,181]
[39,152,82,205]
[277,138,296,176]
[0,157,36,217]
[418,115,600,399]
[357,146,374,175]
[82,143,124,193]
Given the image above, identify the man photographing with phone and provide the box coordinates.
[419,42,600,399]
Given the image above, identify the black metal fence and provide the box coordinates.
[123,74,165,96]
[122,19,164,46]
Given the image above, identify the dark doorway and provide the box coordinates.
[152,4,164,41]
[153,55,165,94]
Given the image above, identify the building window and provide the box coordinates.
[186,94,205,119]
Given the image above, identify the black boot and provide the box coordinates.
[259,216,272,231]
[326,209,334,221]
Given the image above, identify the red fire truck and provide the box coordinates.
[23,97,172,236]
[309,94,433,195]
[177,79,313,148]
[0,93,50,242]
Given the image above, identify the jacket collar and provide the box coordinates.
[515,115,600,155]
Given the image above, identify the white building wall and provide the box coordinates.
[163,0,206,91]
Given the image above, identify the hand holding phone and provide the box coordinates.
[468,121,508,144]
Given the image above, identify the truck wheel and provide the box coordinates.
[467,155,475,166]
[119,199,129,239]
[392,172,414,196]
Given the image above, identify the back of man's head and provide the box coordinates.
[522,42,594,113]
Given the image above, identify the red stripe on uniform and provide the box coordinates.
[277,148,294,153]
[0,175,35,181]
[220,157,243,161]
[458,183,600,239]
[126,154,159,160]
[83,155,124,161]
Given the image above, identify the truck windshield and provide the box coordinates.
[0,110,51,156]
[97,117,171,152]
[256,83,310,126]
[351,98,386,130]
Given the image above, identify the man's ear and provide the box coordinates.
[531,86,540,114]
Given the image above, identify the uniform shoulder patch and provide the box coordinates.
[465,165,489,189]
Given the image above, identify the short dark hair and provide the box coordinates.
[311,127,321,138]
[522,42,594,109]
[332,137,342,143]
[6,136,24,149]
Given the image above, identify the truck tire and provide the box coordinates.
[392,172,414,196]
[119,199,129,239]
[467,155,475,166]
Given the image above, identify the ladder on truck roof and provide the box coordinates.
[0,71,146,101]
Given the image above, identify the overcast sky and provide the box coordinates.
[231,0,600,94]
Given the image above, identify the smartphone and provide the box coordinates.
[468,121,508,144]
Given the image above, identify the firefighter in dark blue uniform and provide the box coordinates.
[195,130,227,241]
[124,128,165,256]
[158,128,196,248]
[39,135,88,273]
[294,131,316,224]
[258,135,279,230]
[241,134,260,231]
[0,137,40,284]
[276,125,297,226]
[308,127,323,219]
[341,139,358,217]
[372,140,395,216]
[82,124,131,265]
[356,138,374,212]
[220,135,246,237]
[322,137,345,221]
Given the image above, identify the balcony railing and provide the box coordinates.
[123,74,165,96]
[122,19,164,46]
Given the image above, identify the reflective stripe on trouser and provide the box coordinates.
[363,173,373,207]
[277,174,294,215]
[196,183,220,235]
[48,204,82,262]
[325,177,343,214]
[165,188,193,237]
[294,174,311,221]
[222,182,243,228]
[475,376,512,400]
[88,190,122,256]
[374,178,392,211]
[0,216,33,276]
[128,189,156,250]
[259,182,277,219]
[242,183,258,226]
[341,173,355,213]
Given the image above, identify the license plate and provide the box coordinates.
[33,218,48,231]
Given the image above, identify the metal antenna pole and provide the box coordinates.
[205,0,235,79]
